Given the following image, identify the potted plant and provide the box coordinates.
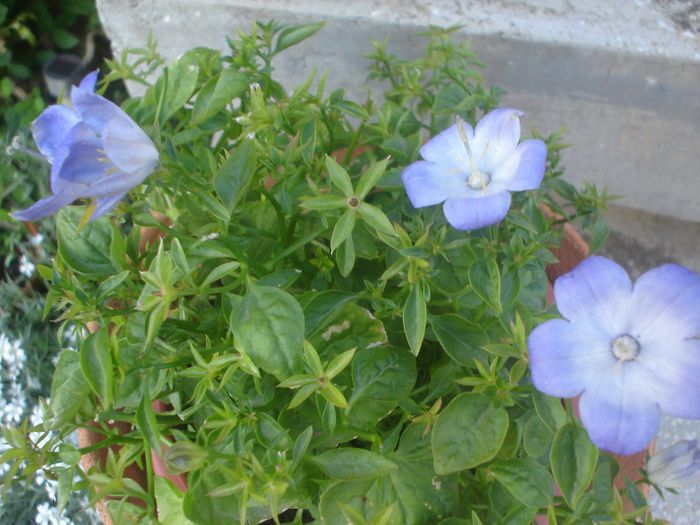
[3,22,698,525]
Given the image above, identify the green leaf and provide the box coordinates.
[468,259,502,313]
[550,423,598,508]
[301,194,347,210]
[79,327,113,408]
[155,478,195,525]
[356,158,389,200]
[432,393,509,474]
[358,202,395,236]
[48,351,92,429]
[214,138,257,212]
[57,207,116,277]
[320,480,375,525]
[303,290,356,337]
[523,412,554,458]
[502,505,538,525]
[136,390,161,451]
[325,155,354,197]
[333,99,370,121]
[347,346,416,429]
[231,280,304,379]
[588,215,609,253]
[533,390,567,433]
[97,271,130,300]
[430,314,487,366]
[191,68,249,124]
[491,457,554,508]
[403,282,427,355]
[52,27,79,50]
[387,424,459,524]
[331,209,356,252]
[156,58,199,122]
[311,448,397,480]
[273,21,325,55]
[336,237,356,277]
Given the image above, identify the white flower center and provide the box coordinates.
[456,116,490,191]
[611,334,640,362]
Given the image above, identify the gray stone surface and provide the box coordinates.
[96,0,700,521]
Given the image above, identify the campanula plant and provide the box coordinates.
[1,22,686,525]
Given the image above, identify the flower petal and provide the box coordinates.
[579,365,659,454]
[528,318,614,398]
[31,105,80,162]
[92,192,127,220]
[553,256,632,336]
[79,70,99,92]
[57,138,120,185]
[50,123,99,193]
[11,192,79,222]
[401,160,468,208]
[631,264,700,340]
[71,83,137,133]
[443,191,511,230]
[102,117,159,174]
[505,139,547,191]
[419,122,472,171]
[638,338,700,419]
[472,108,523,170]
[80,166,153,198]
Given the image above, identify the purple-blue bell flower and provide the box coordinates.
[528,256,700,455]
[647,439,700,489]
[401,108,546,230]
[12,71,159,222]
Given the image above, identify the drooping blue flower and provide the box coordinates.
[528,256,700,455]
[12,71,159,222]
[647,439,700,489]
[401,108,546,230]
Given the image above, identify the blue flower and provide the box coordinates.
[528,256,700,455]
[12,71,159,222]
[648,439,700,489]
[401,108,546,230]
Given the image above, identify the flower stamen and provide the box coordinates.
[455,117,490,190]
[611,334,640,362]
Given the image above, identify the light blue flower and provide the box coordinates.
[401,108,546,230]
[648,439,700,489]
[528,256,700,455]
[12,71,159,222]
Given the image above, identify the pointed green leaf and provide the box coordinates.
[358,202,395,236]
[231,281,304,379]
[79,327,113,408]
[403,282,427,355]
[312,448,397,480]
[214,139,258,212]
[331,209,356,252]
[356,157,389,200]
[550,423,598,508]
[273,21,325,55]
[432,393,509,474]
[325,155,354,197]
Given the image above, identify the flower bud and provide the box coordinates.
[647,439,700,489]
[163,441,208,475]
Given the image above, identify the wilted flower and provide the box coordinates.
[401,108,546,230]
[648,439,700,489]
[528,256,700,454]
[12,71,159,222]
